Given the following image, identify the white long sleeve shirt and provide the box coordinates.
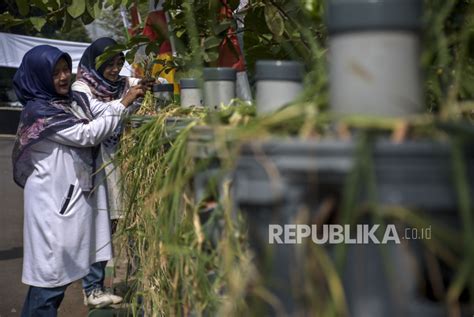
[71,78,140,220]
[22,99,125,287]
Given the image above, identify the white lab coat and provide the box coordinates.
[22,100,125,287]
[71,78,140,220]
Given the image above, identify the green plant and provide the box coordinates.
[115,104,257,315]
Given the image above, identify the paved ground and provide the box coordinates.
[0,136,88,317]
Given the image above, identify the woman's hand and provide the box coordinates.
[121,85,145,108]
[138,78,155,90]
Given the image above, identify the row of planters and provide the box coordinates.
[112,0,474,316]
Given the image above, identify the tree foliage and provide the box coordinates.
[0,0,91,42]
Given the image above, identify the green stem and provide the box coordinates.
[335,132,369,273]
[183,0,203,72]
[449,136,474,304]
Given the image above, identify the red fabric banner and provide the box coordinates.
[217,0,245,71]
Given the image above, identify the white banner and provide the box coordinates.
[0,32,132,76]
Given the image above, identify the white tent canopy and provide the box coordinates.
[0,32,132,76]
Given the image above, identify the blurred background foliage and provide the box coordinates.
[1,0,473,112]
[0,0,91,42]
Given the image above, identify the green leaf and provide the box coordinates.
[67,0,86,19]
[61,12,72,32]
[0,13,25,28]
[95,53,112,70]
[96,45,126,69]
[6,19,26,28]
[44,0,58,10]
[203,51,219,63]
[29,17,46,32]
[203,36,221,50]
[213,20,232,35]
[270,45,281,55]
[93,1,101,19]
[175,28,186,39]
[128,35,150,46]
[16,0,29,16]
[125,46,138,64]
[86,0,95,18]
[262,33,273,41]
[0,13,15,22]
[110,0,129,9]
[145,42,160,56]
[111,0,121,10]
[264,3,284,39]
[81,10,94,24]
[31,0,49,12]
[85,0,101,19]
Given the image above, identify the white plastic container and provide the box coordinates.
[203,67,236,110]
[327,0,423,117]
[255,60,304,114]
[180,78,203,108]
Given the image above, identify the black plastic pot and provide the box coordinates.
[187,126,227,226]
[163,117,195,139]
[233,138,473,316]
[128,115,154,129]
[187,126,219,159]
[234,139,353,315]
[129,116,196,136]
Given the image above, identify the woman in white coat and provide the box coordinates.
[72,37,163,307]
[12,45,144,316]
